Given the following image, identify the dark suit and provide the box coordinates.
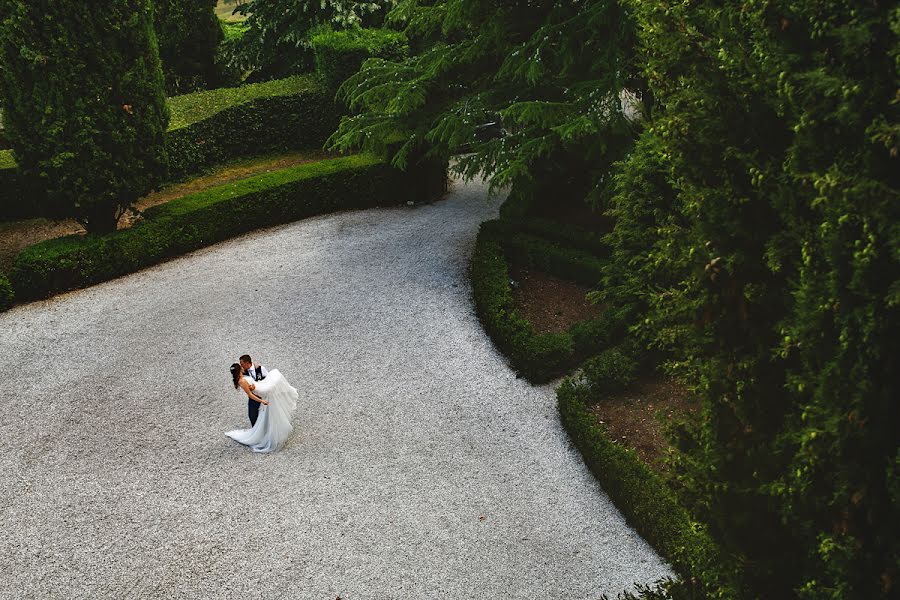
[246,365,267,426]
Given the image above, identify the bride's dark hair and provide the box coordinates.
[230,363,242,388]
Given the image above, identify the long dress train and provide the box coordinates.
[225,369,299,453]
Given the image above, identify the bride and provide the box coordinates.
[226,363,299,453]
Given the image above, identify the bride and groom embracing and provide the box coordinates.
[225,354,299,453]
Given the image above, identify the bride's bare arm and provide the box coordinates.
[239,379,269,405]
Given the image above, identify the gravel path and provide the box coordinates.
[0,176,672,599]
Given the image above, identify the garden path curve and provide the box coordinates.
[0,175,672,599]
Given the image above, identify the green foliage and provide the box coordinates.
[167,74,321,129]
[0,274,12,312]
[0,75,334,221]
[557,378,738,598]
[154,0,223,94]
[229,0,396,80]
[0,0,169,234]
[166,76,337,179]
[580,346,637,399]
[10,154,446,301]
[598,1,900,597]
[471,219,614,383]
[312,27,408,91]
[330,0,638,182]
[501,231,605,288]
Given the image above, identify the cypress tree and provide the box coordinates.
[155,0,222,94]
[0,0,170,234]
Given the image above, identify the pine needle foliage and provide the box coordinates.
[329,0,638,197]
[230,0,396,80]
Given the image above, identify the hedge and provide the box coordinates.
[8,154,446,304]
[310,28,408,92]
[0,75,338,222]
[471,220,616,383]
[557,378,738,599]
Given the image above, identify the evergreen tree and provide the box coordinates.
[231,0,396,80]
[330,0,638,208]
[155,0,223,94]
[605,1,900,597]
[0,0,170,233]
[336,1,900,597]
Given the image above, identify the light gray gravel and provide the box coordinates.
[0,176,672,599]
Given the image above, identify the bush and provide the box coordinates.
[311,27,408,91]
[0,275,13,312]
[471,220,615,383]
[0,75,337,222]
[165,75,338,180]
[230,0,395,80]
[155,0,222,94]
[502,231,605,287]
[9,154,445,302]
[557,378,738,598]
[0,0,169,233]
[580,346,638,399]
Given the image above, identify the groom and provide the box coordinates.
[240,354,268,426]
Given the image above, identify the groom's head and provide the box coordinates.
[239,354,253,370]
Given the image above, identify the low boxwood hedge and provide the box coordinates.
[0,75,338,221]
[471,220,615,383]
[9,154,446,303]
[310,28,408,92]
[558,378,738,599]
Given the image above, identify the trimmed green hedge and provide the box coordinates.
[0,75,338,221]
[311,28,408,92]
[8,154,445,303]
[471,220,614,383]
[557,379,737,598]
[581,346,638,398]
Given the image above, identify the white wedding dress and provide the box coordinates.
[225,369,299,453]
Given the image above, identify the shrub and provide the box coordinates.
[502,231,605,287]
[155,0,222,94]
[165,75,338,179]
[557,378,738,598]
[0,0,169,233]
[0,75,336,222]
[9,154,446,302]
[471,220,616,383]
[311,28,408,91]
[0,275,13,312]
[230,0,395,80]
[580,346,638,399]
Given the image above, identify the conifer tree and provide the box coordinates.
[0,0,170,233]
[155,0,223,93]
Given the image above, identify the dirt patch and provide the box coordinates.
[588,374,698,471]
[0,218,84,274]
[509,264,603,334]
[0,151,335,274]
